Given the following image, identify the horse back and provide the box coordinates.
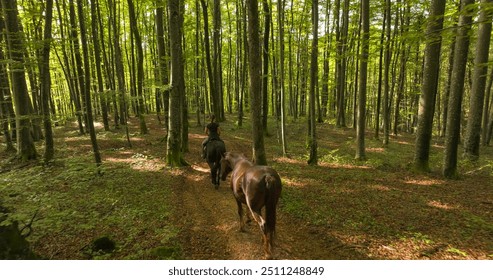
[206,140,226,163]
[242,166,282,208]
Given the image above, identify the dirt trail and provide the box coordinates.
[170,134,364,260]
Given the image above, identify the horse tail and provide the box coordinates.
[264,174,281,236]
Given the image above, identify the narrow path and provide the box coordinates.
[169,134,367,260]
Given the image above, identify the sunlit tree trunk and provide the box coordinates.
[463,0,493,160]
[355,0,369,161]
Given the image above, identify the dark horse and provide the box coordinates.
[220,152,282,259]
[205,140,226,189]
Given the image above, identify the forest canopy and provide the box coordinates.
[1,0,493,174]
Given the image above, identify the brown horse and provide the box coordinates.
[220,152,282,259]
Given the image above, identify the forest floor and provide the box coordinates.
[0,114,492,260]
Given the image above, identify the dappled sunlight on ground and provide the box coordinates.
[191,164,210,174]
[427,200,458,210]
[367,147,385,153]
[368,185,392,191]
[404,178,445,186]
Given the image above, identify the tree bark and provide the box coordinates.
[443,0,475,178]
[355,0,369,161]
[90,0,109,132]
[463,0,493,160]
[261,0,270,136]
[278,0,287,157]
[167,0,188,167]
[0,15,16,152]
[414,0,446,172]
[246,0,267,165]
[308,0,318,165]
[40,0,55,162]
[1,0,37,161]
[77,0,102,167]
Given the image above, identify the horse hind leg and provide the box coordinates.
[247,207,273,259]
[236,200,246,232]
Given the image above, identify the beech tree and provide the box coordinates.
[443,0,475,178]
[463,0,493,160]
[414,0,447,172]
[167,0,188,167]
[1,0,37,161]
[246,0,267,165]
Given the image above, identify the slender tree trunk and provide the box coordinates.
[307,0,318,165]
[77,0,102,167]
[278,0,287,157]
[482,68,493,145]
[156,0,169,132]
[91,0,110,132]
[356,0,369,161]
[1,0,37,161]
[383,0,392,145]
[443,0,475,178]
[261,0,270,136]
[200,0,216,117]
[212,0,223,121]
[463,0,493,160]
[375,11,386,139]
[246,0,267,165]
[127,0,148,134]
[40,0,55,162]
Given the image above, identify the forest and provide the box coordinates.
[0,0,492,260]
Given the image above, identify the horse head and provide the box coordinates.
[220,152,233,181]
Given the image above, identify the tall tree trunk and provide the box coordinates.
[356,0,369,161]
[127,0,148,134]
[77,0,102,167]
[443,0,475,178]
[321,1,332,120]
[246,0,267,165]
[463,0,493,160]
[40,0,55,162]
[383,0,391,145]
[167,0,188,167]
[1,0,37,161]
[156,0,170,131]
[200,0,216,117]
[212,0,223,121]
[261,0,270,136]
[0,16,16,152]
[375,10,386,139]
[90,0,109,131]
[482,68,493,145]
[307,0,318,165]
[414,0,446,172]
[278,0,287,157]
